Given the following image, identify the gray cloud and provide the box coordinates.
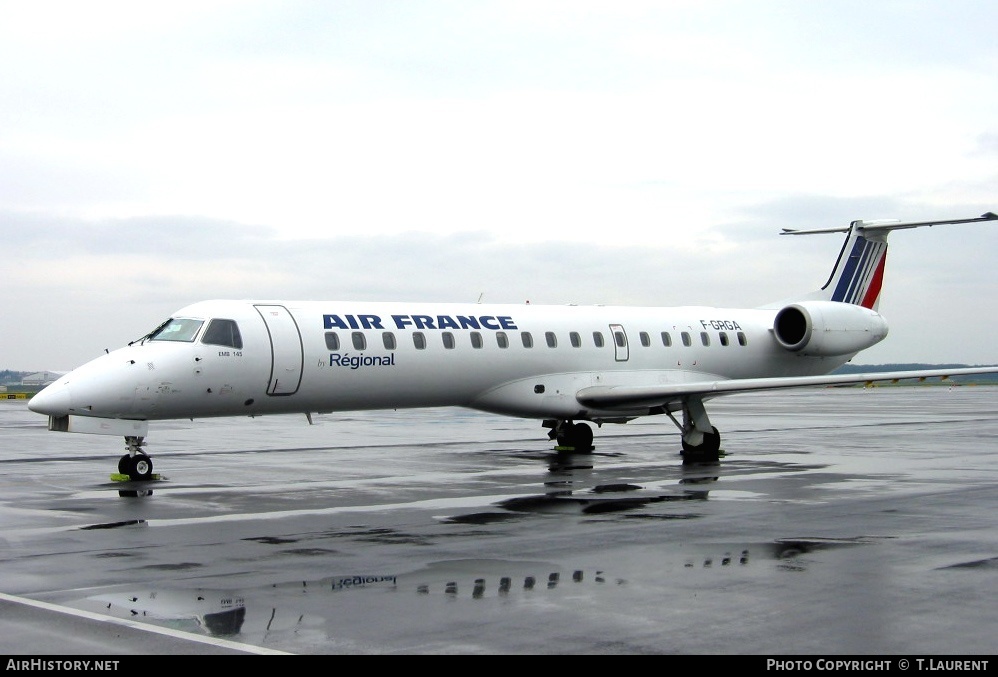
[6,197,995,371]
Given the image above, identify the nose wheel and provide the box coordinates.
[118,435,154,481]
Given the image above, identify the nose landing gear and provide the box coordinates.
[117,435,154,481]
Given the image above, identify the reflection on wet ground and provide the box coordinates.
[66,535,882,642]
[1,387,997,654]
[78,588,248,637]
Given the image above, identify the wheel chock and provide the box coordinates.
[110,473,163,482]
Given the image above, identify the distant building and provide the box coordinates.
[21,371,63,386]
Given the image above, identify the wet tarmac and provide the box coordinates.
[1,386,996,655]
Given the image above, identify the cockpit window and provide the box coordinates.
[202,319,243,349]
[149,318,204,342]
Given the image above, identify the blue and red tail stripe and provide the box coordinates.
[829,236,887,309]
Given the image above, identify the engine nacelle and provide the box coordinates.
[773,301,888,357]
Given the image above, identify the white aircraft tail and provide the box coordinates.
[781,212,998,311]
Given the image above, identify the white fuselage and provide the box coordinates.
[34,299,864,424]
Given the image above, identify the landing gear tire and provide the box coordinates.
[119,453,154,481]
[557,422,593,452]
[681,426,721,464]
[570,422,593,452]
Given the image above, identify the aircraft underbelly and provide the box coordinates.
[469,372,593,418]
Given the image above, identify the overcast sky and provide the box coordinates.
[2,1,997,371]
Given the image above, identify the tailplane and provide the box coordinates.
[780,212,997,311]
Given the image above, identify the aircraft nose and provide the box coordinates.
[28,382,71,416]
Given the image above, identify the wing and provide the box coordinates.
[575,366,998,410]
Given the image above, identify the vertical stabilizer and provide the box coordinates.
[824,221,889,310]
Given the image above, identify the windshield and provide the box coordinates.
[148,318,205,342]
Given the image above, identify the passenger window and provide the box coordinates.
[545,331,557,348]
[324,332,340,350]
[593,331,605,348]
[719,332,729,346]
[496,331,509,349]
[639,331,651,347]
[149,318,204,343]
[352,332,367,350]
[470,331,483,348]
[614,331,626,348]
[737,331,748,346]
[383,332,396,350]
[681,332,692,347]
[570,332,581,347]
[661,331,672,347]
[521,332,534,348]
[201,319,243,349]
[413,332,426,350]
[700,332,710,346]
[442,332,455,349]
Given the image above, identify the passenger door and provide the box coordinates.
[254,305,304,395]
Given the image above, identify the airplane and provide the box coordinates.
[28,211,998,481]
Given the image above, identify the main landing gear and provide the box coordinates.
[117,435,154,481]
[679,426,721,464]
[544,420,595,452]
[669,397,722,464]
[542,396,723,463]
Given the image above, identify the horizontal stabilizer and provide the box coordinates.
[781,212,997,236]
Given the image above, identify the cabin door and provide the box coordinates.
[255,304,304,395]
[609,324,629,362]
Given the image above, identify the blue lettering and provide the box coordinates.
[324,314,349,330]
[358,314,384,329]
[329,312,518,331]
[329,353,397,369]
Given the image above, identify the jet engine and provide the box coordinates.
[773,301,888,357]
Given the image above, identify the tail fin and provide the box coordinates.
[781,212,997,311]
[816,220,890,310]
